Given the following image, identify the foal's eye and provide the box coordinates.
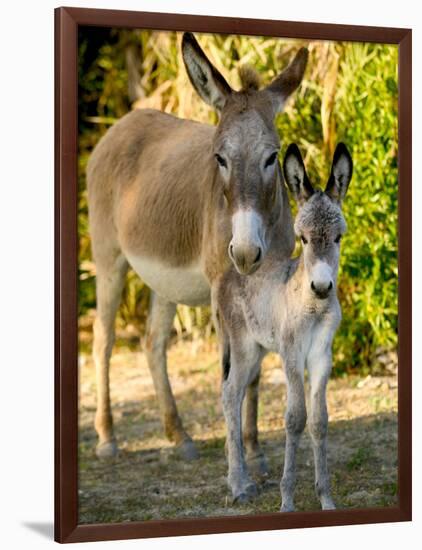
[215,154,227,168]
[301,236,308,245]
[264,152,278,169]
[334,234,342,243]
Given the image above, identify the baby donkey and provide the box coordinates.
[216,143,353,510]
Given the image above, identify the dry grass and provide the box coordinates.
[78,338,397,524]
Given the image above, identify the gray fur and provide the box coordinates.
[216,143,352,509]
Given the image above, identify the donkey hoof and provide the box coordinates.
[233,482,258,504]
[247,453,269,479]
[96,439,118,459]
[280,502,295,512]
[175,439,199,461]
[321,498,336,510]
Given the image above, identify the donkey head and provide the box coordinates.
[182,33,308,275]
[283,143,353,299]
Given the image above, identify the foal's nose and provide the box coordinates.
[229,243,262,275]
[311,280,333,300]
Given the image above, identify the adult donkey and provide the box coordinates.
[87,33,308,461]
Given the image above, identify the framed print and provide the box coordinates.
[55,6,412,543]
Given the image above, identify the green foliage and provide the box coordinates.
[78,28,398,374]
[346,446,374,471]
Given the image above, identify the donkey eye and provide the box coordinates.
[301,236,308,245]
[264,152,278,169]
[334,234,342,243]
[215,153,227,168]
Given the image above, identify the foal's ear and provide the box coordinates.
[264,48,308,115]
[283,144,314,204]
[182,33,232,112]
[325,143,353,202]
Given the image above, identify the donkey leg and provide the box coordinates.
[280,358,306,512]
[243,369,269,478]
[222,341,261,503]
[308,354,335,510]
[93,255,129,458]
[145,292,198,461]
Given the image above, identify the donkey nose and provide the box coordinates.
[311,280,333,299]
[229,243,262,275]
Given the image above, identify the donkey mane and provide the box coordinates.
[295,191,346,236]
[238,65,261,92]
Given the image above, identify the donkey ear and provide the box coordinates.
[325,143,353,202]
[182,32,232,112]
[283,144,314,203]
[264,47,308,115]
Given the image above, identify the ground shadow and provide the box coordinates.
[22,522,54,540]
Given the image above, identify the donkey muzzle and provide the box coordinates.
[229,209,265,275]
[229,243,262,275]
[309,260,334,299]
[311,280,333,300]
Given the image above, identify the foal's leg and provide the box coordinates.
[280,357,307,512]
[93,255,128,458]
[243,369,269,477]
[222,338,262,502]
[308,351,335,510]
[144,292,198,460]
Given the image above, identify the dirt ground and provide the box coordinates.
[78,338,398,524]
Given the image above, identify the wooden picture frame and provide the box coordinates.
[55,6,412,543]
